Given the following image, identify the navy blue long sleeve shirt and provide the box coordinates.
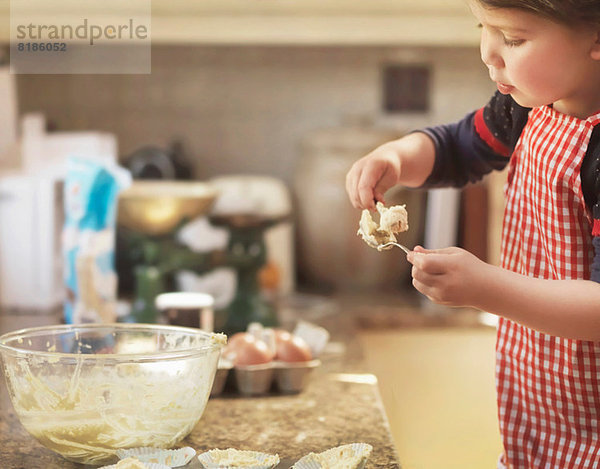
[418,91,600,282]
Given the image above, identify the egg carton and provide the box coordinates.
[210,358,321,397]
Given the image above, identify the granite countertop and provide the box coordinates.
[0,308,400,468]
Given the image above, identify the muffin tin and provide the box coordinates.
[210,358,321,396]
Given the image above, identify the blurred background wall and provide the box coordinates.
[16,45,495,185]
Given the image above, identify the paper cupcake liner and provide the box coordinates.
[116,447,197,467]
[292,443,373,469]
[99,459,171,469]
[197,448,280,469]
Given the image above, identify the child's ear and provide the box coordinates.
[591,31,600,60]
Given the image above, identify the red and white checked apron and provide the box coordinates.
[497,105,600,469]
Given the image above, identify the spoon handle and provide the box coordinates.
[377,242,410,254]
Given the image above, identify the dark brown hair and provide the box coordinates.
[476,0,600,27]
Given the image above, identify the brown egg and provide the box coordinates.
[273,329,292,344]
[233,334,275,366]
[275,335,312,362]
[222,332,250,361]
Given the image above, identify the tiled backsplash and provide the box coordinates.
[16,45,495,184]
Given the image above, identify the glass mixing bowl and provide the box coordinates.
[0,323,226,465]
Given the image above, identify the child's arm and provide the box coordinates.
[345,132,436,211]
[408,246,600,341]
[346,92,530,211]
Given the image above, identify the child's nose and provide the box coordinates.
[480,31,505,70]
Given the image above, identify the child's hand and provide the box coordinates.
[407,245,491,307]
[345,144,402,211]
[345,133,436,211]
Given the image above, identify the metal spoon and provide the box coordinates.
[376,241,411,254]
[359,230,411,255]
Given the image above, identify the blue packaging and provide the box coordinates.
[63,157,131,323]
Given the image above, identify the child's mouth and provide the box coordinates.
[496,82,515,94]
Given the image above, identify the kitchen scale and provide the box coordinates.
[116,181,283,334]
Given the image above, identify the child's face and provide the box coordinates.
[470,2,600,116]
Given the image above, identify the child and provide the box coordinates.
[345,1,600,468]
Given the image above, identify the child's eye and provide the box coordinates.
[503,37,525,47]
